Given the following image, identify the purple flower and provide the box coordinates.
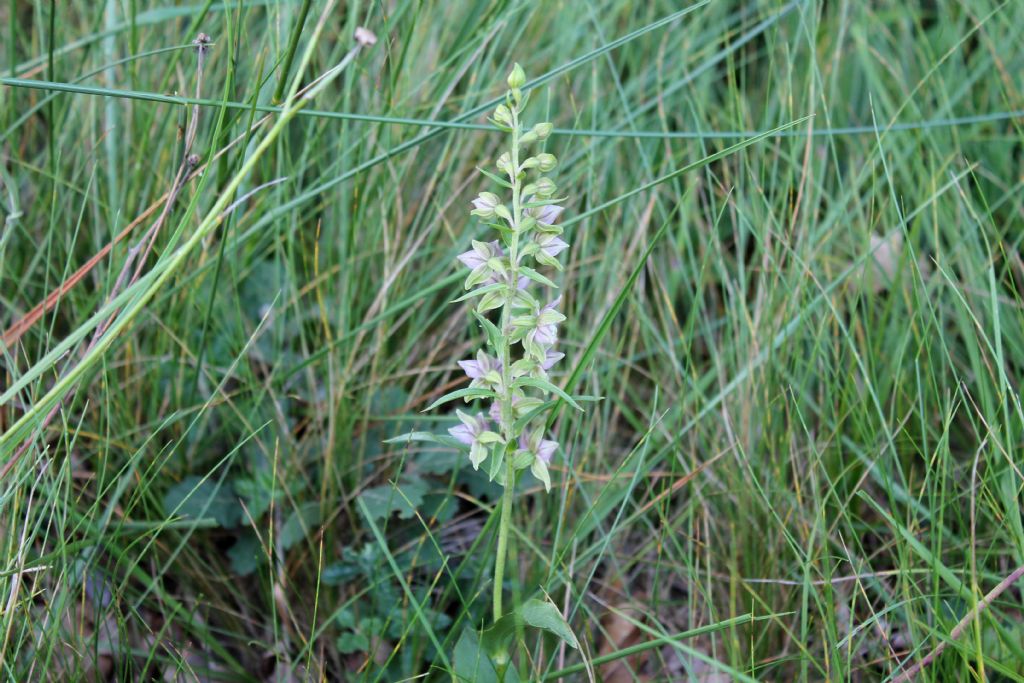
[536,204,564,225]
[459,351,502,390]
[448,411,490,446]
[448,410,499,470]
[457,240,502,270]
[524,200,564,226]
[541,349,564,371]
[530,323,557,346]
[537,234,569,258]
[458,351,500,380]
[537,439,557,464]
[516,427,559,491]
[518,430,558,464]
[470,192,500,216]
[526,297,563,348]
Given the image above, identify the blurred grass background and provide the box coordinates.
[2,0,1024,680]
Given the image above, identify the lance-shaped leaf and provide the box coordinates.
[513,376,583,411]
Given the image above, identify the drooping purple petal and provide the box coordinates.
[540,236,569,257]
[537,204,564,225]
[531,323,557,346]
[448,423,475,445]
[541,350,564,370]
[471,194,498,211]
[489,401,502,423]
[458,359,483,379]
[457,249,486,270]
[457,240,502,271]
[448,411,491,446]
[537,439,558,464]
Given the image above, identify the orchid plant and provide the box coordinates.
[442,64,575,626]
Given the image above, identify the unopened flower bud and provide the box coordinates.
[534,177,556,196]
[493,104,513,127]
[532,122,553,140]
[519,131,537,146]
[536,153,557,172]
[496,152,512,173]
[507,63,526,90]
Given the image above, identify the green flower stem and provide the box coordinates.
[493,101,523,623]
[493,458,515,622]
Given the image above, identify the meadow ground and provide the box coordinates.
[2,0,1024,680]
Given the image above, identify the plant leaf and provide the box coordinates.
[280,502,321,550]
[453,627,520,682]
[451,282,506,303]
[384,431,464,449]
[517,265,558,289]
[423,387,496,412]
[359,478,429,521]
[514,376,583,411]
[476,166,513,189]
[488,441,505,482]
[163,476,241,528]
[473,310,502,351]
[518,599,578,649]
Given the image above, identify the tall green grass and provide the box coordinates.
[2,0,1023,680]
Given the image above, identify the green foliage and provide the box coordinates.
[163,476,242,528]
[358,478,429,521]
[2,0,1024,680]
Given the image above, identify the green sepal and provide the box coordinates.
[510,289,537,309]
[465,267,492,290]
[469,441,488,470]
[537,309,566,327]
[534,251,563,270]
[478,430,503,445]
[477,290,507,313]
[530,457,551,492]
[486,257,507,277]
[488,441,506,482]
[509,358,535,379]
[533,222,563,235]
[517,215,537,233]
[513,396,544,417]
[510,450,533,470]
[522,195,568,208]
